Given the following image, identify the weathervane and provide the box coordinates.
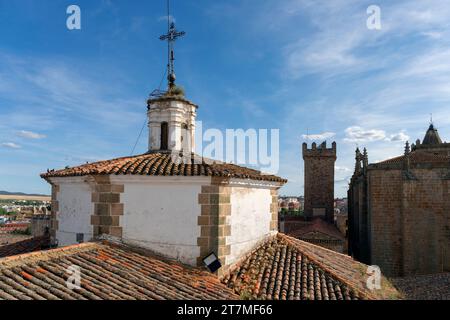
[159,0,185,89]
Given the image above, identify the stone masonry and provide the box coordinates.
[49,183,59,242]
[197,177,232,272]
[348,125,450,277]
[302,141,337,222]
[270,189,278,232]
[90,175,124,238]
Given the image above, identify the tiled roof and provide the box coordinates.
[422,124,443,145]
[222,234,400,300]
[41,152,287,183]
[0,235,401,300]
[287,217,345,241]
[0,223,30,234]
[0,236,51,259]
[0,240,238,300]
[391,273,450,300]
[371,150,450,167]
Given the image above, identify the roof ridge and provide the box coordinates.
[41,152,288,183]
[277,233,352,260]
[0,242,99,269]
[287,218,345,240]
[277,234,376,300]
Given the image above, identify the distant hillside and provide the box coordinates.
[0,191,50,197]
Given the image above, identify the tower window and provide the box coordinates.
[160,122,168,150]
[181,123,189,151]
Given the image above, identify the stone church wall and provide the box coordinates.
[368,169,403,277]
[364,167,450,277]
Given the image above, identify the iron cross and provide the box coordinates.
[160,21,186,88]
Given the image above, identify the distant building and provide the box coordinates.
[302,141,337,222]
[348,123,450,277]
[334,198,348,214]
[278,196,302,212]
[286,217,345,253]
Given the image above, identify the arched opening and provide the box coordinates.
[160,122,168,150]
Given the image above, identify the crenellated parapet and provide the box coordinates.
[302,141,337,159]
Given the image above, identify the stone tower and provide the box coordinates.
[302,141,337,222]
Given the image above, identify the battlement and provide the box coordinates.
[302,141,337,159]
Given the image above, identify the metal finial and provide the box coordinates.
[159,0,185,90]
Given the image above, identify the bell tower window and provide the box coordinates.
[160,122,168,150]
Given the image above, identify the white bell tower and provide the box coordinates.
[147,96,197,153]
[147,6,195,154]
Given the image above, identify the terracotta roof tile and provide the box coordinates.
[0,235,402,300]
[222,234,401,300]
[287,217,345,241]
[371,150,450,167]
[0,240,238,300]
[0,236,51,259]
[41,152,287,183]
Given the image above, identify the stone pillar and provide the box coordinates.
[197,178,232,273]
[270,189,279,231]
[50,184,59,243]
[90,176,124,238]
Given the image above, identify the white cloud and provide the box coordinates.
[344,126,386,143]
[17,130,46,139]
[389,131,409,142]
[343,126,410,143]
[302,132,335,141]
[276,0,450,79]
[335,166,351,173]
[421,31,443,39]
[336,176,351,184]
[2,142,21,149]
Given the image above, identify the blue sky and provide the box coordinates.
[1,0,450,197]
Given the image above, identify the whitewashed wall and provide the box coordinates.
[49,174,279,269]
[227,185,274,266]
[54,178,93,247]
[111,176,209,266]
